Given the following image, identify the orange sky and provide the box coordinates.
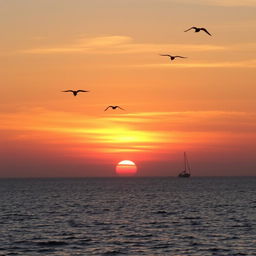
[0,0,256,177]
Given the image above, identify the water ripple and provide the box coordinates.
[0,177,255,255]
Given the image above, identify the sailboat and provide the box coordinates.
[178,152,191,178]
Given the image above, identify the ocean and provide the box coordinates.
[0,177,255,255]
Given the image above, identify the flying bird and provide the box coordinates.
[160,54,187,61]
[104,106,125,111]
[184,27,212,36]
[62,90,89,96]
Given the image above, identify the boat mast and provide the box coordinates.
[184,152,191,174]
[184,152,187,172]
[186,153,191,174]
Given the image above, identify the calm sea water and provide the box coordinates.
[0,177,255,256]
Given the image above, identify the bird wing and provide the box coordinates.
[160,54,172,57]
[175,56,187,58]
[184,27,196,32]
[62,90,74,92]
[117,106,125,111]
[77,90,89,93]
[104,106,111,111]
[201,28,212,36]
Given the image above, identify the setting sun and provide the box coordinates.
[116,160,137,176]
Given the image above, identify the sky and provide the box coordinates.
[0,0,256,177]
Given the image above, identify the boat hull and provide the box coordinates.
[178,173,191,178]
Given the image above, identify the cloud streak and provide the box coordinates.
[1,108,256,141]
[128,59,256,69]
[175,0,256,7]
[200,0,256,7]
[1,108,256,170]
[19,35,226,55]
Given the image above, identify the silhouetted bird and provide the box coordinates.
[184,27,212,36]
[62,90,89,96]
[160,54,187,61]
[104,106,125,111]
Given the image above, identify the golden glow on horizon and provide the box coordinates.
[1,109,256,162]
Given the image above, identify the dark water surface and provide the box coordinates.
[0,177,255,255]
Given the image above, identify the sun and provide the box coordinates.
[115,160,137,176]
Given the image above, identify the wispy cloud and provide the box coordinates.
[203,0,256,7]
[103,111,256,132]
[175,0,256,7]
[0,108,163,155]
[19,35,226,55]
[1,108,256,145]
[1,108,256,166]
[1,109,256,132]
[128,59,256,69]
